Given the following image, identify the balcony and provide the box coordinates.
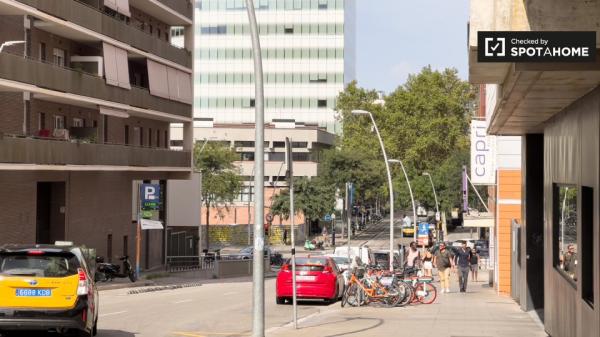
[0,135,191,169]
[0,52,191,120]
[15,0,191,68]
[158,0,193,20]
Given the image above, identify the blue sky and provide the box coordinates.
[355,0,469,93]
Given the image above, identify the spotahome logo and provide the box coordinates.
[478,31,596,62]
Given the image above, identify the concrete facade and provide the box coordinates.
[469,1,600,336]
[0,0,193,269]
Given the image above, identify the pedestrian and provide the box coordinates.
[433,242,454,293]
[405,242,421,273]
[422,249,433,277]
[470,248,480,282]
[455,242,472,293]
[562,244,578,280]
[321,226,329,246]
[283,228,288,245]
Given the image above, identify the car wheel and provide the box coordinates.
[276,297,285,305]
[76,328,93,337]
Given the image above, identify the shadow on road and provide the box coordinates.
[296,316,383,337]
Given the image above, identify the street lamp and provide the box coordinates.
[0,40,25,53]
[351,109,394,272]
[422,172,440,221]
[388,159,417,244]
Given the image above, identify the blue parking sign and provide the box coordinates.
[417,223,429,236]
[141,184,160,210]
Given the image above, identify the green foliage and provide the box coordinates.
[328,67,476,212]
[271,176,336,222]
[194,142,243,223]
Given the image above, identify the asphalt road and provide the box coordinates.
[2,218,409,337]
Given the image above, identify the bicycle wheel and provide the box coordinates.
[416,282,437,304]
[345,283,365,307]
[397,283,414,307]
[384,287,402,308]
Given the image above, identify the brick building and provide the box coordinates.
[0,0,194,270]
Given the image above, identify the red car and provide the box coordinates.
[276,256,345,304]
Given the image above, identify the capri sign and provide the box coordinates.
[470,120,496,185]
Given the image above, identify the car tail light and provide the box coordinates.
[281,264,290,272]
[27,250,45,255]
[77,268,89,296]
[323,266,333,274]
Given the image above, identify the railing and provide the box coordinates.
[158,0,193,20]
[15,0,191,67]
[0,52,191,119]
[166,256,215,272]
[0,135,191,168]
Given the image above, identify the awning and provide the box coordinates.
[104,0,130,17]
[103,42,131,90]
[147,59,170,99]
[141,219,164,230]
[99,106,129,118]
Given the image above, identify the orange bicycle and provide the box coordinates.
[341,267,402,307]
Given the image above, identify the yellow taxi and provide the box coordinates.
[0,244,99,336]
[402,226,415,236]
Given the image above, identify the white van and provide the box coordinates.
[333,246,374,265]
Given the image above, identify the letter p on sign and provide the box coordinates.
[144,186,156,200]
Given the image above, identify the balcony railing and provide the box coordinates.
[16,0,191,68]
[0,134,191,169]
[0,52,191,120]
[158,0,193,20]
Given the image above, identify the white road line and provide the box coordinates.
[174,299,193,304]
[100,310,127,317]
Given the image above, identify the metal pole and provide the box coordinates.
[289,157,297,329]
[135,183,141,278]
[397,160,416,245]
[198,173,203,262]
[245,1,265,336]
[367,113,394,272]
[425,173,440,218]
[346,183,351,260]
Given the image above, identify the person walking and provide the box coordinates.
[405,242,421,273]
[433,242,454,293]
[470,248,480,282]
[455,242,472,293]
[422,249,433,277]
[321,226,329,246]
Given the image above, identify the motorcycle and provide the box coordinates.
[95,255,137,283]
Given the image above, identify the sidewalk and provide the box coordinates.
[268,271,548,337]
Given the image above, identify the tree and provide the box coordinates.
[326,67,476,214]
[271,176,336,235]
[194,142,242,250]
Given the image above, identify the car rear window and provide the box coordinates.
[290,257,328,271]
[0,252,80,277]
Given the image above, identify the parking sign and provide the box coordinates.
[141,184,160,210]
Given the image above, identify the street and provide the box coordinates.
[0,219,546,337]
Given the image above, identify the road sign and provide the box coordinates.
[141,210,153,219]
[266,213,274,222]
[141,184,160,210]
[324,214,332,222]
[140,219,164,230]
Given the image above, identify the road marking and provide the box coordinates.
[100,310,127,317]
[173,333,205,337]
[174,299,193,304]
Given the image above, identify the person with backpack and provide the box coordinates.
[433,242,454,293]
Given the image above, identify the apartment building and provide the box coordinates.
[171,121,334,246]
[194,0,356,131]
[0,0,194,269]
[469,1,600,336]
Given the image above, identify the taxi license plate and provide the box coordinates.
[15,289,52,297]
[296,276,316,281]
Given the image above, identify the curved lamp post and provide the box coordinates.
[389,159,417,243]
[422,172,440,221]
[351,109,394,271]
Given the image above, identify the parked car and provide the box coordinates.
[0,243,99,337]
[327,255,351,285]
[332,246,373,265]
[276,256,345,304]
[402,225,415,237]
[452,239,476,249]
[234,246,284,266]
[372,250,401,269]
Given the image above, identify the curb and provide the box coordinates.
[127,282,204,295]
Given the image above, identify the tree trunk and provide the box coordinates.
[205,202,210,251]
